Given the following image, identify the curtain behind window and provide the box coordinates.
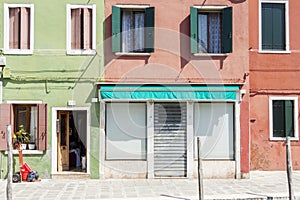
[122,11,144,52]
[209,13,221,53]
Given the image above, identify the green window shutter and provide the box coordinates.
[273,100,285,137]
[272,3,285,50]
[112,6,121,52]
[221,7,232,53]
[262,3,285,50]
[190,7,198,54]
[144,7,155,53]
[284,100,294,137]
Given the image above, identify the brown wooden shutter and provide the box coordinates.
[9,8,20,49]
[83,8,92,49]
[38,104,47,151]
[20,7,30,49]
[0,104,12,151]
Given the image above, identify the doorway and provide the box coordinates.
[57,110,87,172]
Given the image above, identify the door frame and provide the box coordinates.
[51,107,90,175]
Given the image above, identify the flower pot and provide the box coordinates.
[21,144,27,150]
[28,144,35,150]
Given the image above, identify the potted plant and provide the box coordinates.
[13,125,31,150]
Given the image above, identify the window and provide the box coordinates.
[259,0,289,52]
[190,6,232,54]
[0,103,47,151]
[269,97,298,140]
[106,103,146,160]
[4,4,34,54]
[67,4,96,55]
[194,103,234,159]
[112,5,155,53]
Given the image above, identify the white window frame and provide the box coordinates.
[269,96,299,141]
[259,0,290,54]
[66,4,96,55]
[3,4,34,55]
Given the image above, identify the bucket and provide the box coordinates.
[21,170,29,181]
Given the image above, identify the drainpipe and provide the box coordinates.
[0,52,7,179]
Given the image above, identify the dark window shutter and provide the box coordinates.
[112,6,121,52]
[285,100,294,137]
[272,3,285,50]
[262,3,285,50]
[38,104,47,151]
[0,104,11,151]
[222,7,232,53]
[273,100,285,137]
[190,7,198,54]
[144,7,155,53]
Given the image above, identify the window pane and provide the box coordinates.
[208,13,221,53]
[273,100,285,137]
[20,7,30,49]
[194,103,234,159]
[134,12,144,52]
[83,8,92,49]
[71,8,82,49]
[30,106,37,143]
[198,14,208,53]
[9,8,20,49]
[106,103,146,160]
[285,100,294,137]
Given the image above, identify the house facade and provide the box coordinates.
[250,0,300,170]
[99,0,250,178]
[0,0,104,179]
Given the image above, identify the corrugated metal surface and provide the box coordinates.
[154,103,187,177]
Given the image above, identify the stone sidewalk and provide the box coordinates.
[0,171,300,200]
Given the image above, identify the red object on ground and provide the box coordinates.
[21,163,32,181]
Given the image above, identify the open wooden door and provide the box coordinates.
[57,111,70,171]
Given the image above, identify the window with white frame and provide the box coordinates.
[190,6,232,54]
[4,4,34,54]
[259,0,289,52]
[66,4,96,55]
[269,97,298,139]
[106,103,147,160]
[112,5,155,53]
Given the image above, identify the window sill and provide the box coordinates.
[193,53,228,57]
[67,49,96,55]
[115,52,151,56]
[258,50,291,54]
[270,137,299,141]
[5,150,44,155]
[4,49,33,55]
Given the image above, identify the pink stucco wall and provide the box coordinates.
[249,0,300,170]
[104,0,250,175]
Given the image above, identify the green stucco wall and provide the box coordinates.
[0,0,104,179]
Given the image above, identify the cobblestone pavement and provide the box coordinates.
[0,171,300,200]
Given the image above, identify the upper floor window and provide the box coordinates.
[66,4,96,55]
[112,5,155,54]
[190,6,232,55]
[259,0,289,53]
[269,97,298,140]
[4,4,34,54]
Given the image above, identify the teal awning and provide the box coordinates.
[100,85,239,100]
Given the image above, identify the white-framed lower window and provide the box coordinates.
[66,4,96,55]
[259,0,290,53]
[269,96,299,140]
[3,3,34,55]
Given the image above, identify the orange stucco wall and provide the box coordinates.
[249,0,300,170]
[104,0,250,175]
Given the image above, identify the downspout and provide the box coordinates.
[0,53,6,179]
